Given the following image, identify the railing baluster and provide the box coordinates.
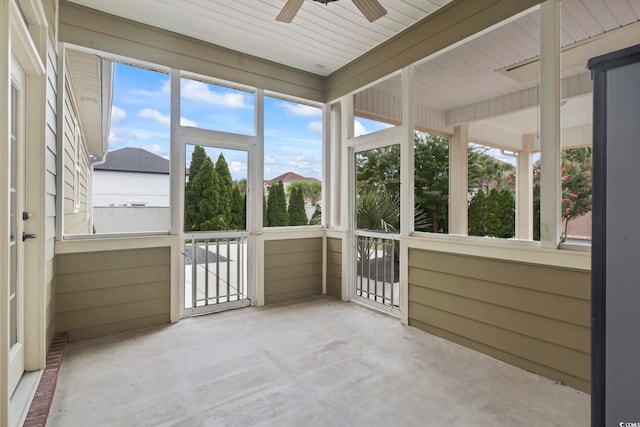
[390,238,395,308]
[226,237,231,303]
[354,233,399,311]
[184,233,249,310]
[215,238,220,304]
[205,239,210,303]
[382,238,387,304]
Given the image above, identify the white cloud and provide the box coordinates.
[308,120,323,133]
[354,120,368,137]
[180,117,197,127]
[108,129,138,148]
[160,79,171,94]
[281,102,322,118]
[138,108,169,127]
[142,144,169,158]
[181,79,246,108]
[484,147,516,166]
[138,108,196,128]
[229,161,246,175]
[110,105,126,125]
[264,154,276,164]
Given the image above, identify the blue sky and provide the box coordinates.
[108,63,390,182]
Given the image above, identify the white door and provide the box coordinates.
[8,57,27,395]
[181,145,251,317]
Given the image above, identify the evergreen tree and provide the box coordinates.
[485,188,515,238]
[185,145,208,231]
[192,157,224,231]
[468,190,487,236]
[229,185,244,230]
[414,133,449,233]
[189,145,207,181]
[263,194,268,227]
[484,188,501,237]
[267,181,288,226]
[288,187,308,226]
[215,154,233,227]
[495,188,515,238]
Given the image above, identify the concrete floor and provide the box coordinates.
[47,296,589,427]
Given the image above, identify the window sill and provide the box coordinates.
[56,233,172,254]
[406,232,590,271]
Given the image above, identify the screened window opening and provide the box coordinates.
[467,143,516,239]
[264,95,322,227]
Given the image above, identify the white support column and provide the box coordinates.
[321,104,331,228]
[448,124,469,236]
[400,66,415,325]
[539,0,562,248]
[400,66,415,236]
[340,96,354,229]
[516,135,534,240]
[253,89,265,306]
[329,104,341,228]
[340,96,353,302]
[169,69,182,322]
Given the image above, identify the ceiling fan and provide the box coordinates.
[276,0,387,23]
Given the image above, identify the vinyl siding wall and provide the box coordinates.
[62,64,91,235]
[55,246,171,341]
[326,237,342,299]
[264,238,322,305]
[408,248,591,393]
[44,0,58,347]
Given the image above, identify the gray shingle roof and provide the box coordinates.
[95,147,169,174]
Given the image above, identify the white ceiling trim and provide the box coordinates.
[445,72,592,127]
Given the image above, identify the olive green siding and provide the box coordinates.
[326,237,342,299]
[55,246,171,341]
[408,248,591,393]
[264,238,322,305]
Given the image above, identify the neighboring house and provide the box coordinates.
[92,147,171,233]
[93,147,170,207]
[264,171,320,199]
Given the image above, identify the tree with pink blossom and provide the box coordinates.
[532,146,592,241]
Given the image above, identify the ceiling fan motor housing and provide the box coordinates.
[312,0,339,4]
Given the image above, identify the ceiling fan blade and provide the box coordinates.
[276,0,305,23]
[352,0,387,22]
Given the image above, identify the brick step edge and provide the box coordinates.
[22,333,68,427]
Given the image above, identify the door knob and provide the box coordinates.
[22,232,37,241]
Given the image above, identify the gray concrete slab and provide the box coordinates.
[47,296,589,427]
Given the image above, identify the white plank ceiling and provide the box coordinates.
[66,0,453,76]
